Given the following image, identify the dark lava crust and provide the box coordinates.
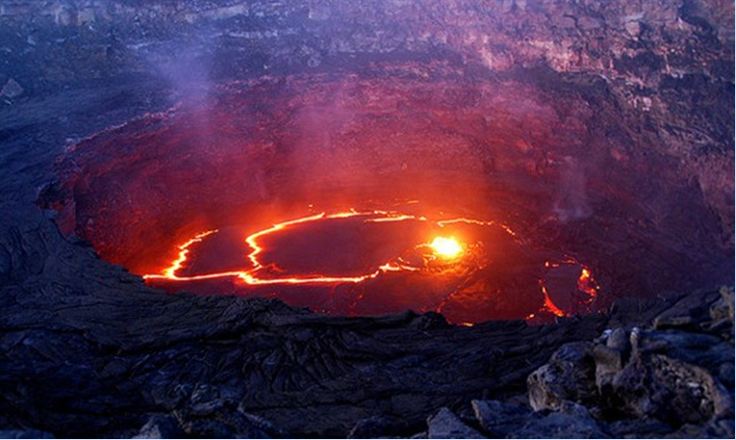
[0,0,734,438]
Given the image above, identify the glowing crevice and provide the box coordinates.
[143,208,599,319]
[144,209,481,285]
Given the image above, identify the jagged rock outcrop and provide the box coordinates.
[400,287,734,439]
[523,287,734,438]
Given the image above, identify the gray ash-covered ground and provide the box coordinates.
[0,0,733,438]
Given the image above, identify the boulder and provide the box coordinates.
[427,407,485,439]
[528,321,734,433]
[471,399,532,437]
[527,342,598,411]
[611,351,731,425]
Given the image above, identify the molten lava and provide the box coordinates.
[577,267,599,300]
[429,236,463,260]
[144,209,477,284]
[143,207,601,323]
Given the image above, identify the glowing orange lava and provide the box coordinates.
[144,209,486,285]
[538,260,600,318]
[429,236,463,259]
[539,283,567,318]
[577,267,599,300]
[143,208,599,321]
[162,230,219,278]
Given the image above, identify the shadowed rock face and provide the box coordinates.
[0,0,733,437]
[5,0,735,230]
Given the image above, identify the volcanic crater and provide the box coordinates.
[2,0,734,438]
[41,70,729,323]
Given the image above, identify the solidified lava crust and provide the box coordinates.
[141,209,600,323]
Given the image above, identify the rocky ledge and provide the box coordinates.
[425,286,734,439]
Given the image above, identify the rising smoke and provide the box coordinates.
[553,156,592,222]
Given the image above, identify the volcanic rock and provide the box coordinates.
[132,415,184,439]
[426,407,484,439]
[612,330,733,425]
[347,415,410,439]
[605,418,675,439]
[527,342,598,412]
[710,286,735,327]
[0,79,23,99]
[511,401,605,439]
[471,400,533,437]
[0,0,732,438]
[525,289,735,437]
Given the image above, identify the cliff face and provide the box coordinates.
[0,0,733,437]
[3,0,733,243]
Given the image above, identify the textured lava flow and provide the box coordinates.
[143,208,600,323]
